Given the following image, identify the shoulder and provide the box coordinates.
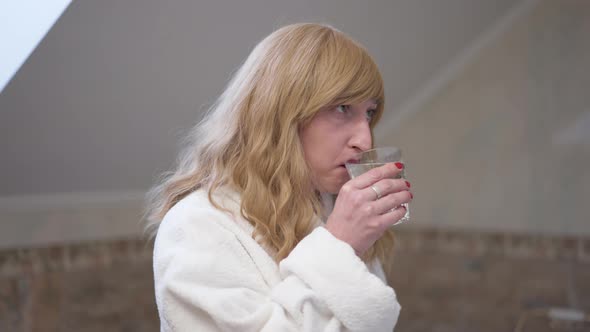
[152,189,254,280]
[156,188,243,244]
[152,186,261,259]
[152,188,275,295]
[153,189,242,266]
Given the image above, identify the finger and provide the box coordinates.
[371,190,412,215]
[348,162,404,189]
[371,178,410,199]
[360,178,409,202]
[375,205,408,228]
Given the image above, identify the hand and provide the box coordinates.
[325,162,413,256]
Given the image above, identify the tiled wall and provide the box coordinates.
[2,229,588,332]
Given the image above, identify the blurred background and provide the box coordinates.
[1,0,589,331]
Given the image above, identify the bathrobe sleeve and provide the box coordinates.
[153,206,400,332]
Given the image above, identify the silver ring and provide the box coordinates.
[370,185,381,200]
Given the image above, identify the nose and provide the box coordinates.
[348,120,372,152]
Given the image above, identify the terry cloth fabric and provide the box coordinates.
[153,188,400,331]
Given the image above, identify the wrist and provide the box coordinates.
[323,224,363,257]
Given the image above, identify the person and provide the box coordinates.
[145,23,413,332]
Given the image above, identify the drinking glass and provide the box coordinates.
[345,147,410,225]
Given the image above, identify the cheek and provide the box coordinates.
[303,141,325,168]
[300,124,329,162]
[302,143,336,181]
[299,115,347,172]
[303,134,345,167]
[309,142,332,167]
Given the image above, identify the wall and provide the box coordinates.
[1,2,589,330]
[0,0,518,247]
[383,0,590,235]
[2,229,588,332]
[0,0,516,195]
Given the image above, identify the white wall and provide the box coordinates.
[0,0,72,91]
[0,0,516,195]
[384,0,590,235]
[0,0,520,247]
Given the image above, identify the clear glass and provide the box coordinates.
[345,147,410,225]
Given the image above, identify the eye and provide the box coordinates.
[366,109,377,121]
[335,105,351,114]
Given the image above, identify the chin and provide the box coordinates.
[315,173,349,194]
[324,182,345,195]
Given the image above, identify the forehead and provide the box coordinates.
[367,99,378,106]
[349,99,379,107]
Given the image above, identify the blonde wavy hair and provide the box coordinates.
[145,23,395,265]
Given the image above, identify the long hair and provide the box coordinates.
[145,23,395,264]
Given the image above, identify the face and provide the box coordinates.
[299,100,377,194]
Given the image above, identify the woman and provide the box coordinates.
[146,23,413,332]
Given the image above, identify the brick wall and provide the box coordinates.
[1,229,588,332]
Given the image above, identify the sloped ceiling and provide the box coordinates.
[0,0,519,195]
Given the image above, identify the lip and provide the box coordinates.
[337,165,349,176]
[344,158,360,165]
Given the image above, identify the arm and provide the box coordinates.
[153,208,399,332]
[279,227,400,331]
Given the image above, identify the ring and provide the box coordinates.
[370,185,381,200]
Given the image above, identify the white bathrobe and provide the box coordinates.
[153,188,400,331]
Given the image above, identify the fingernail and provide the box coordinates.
[395,162,404,169]
[405,181,411,188]
[410,192,413,199]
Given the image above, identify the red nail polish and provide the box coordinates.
[410,192,413,199]
[405,181,411,188]
[395,162,404,169]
